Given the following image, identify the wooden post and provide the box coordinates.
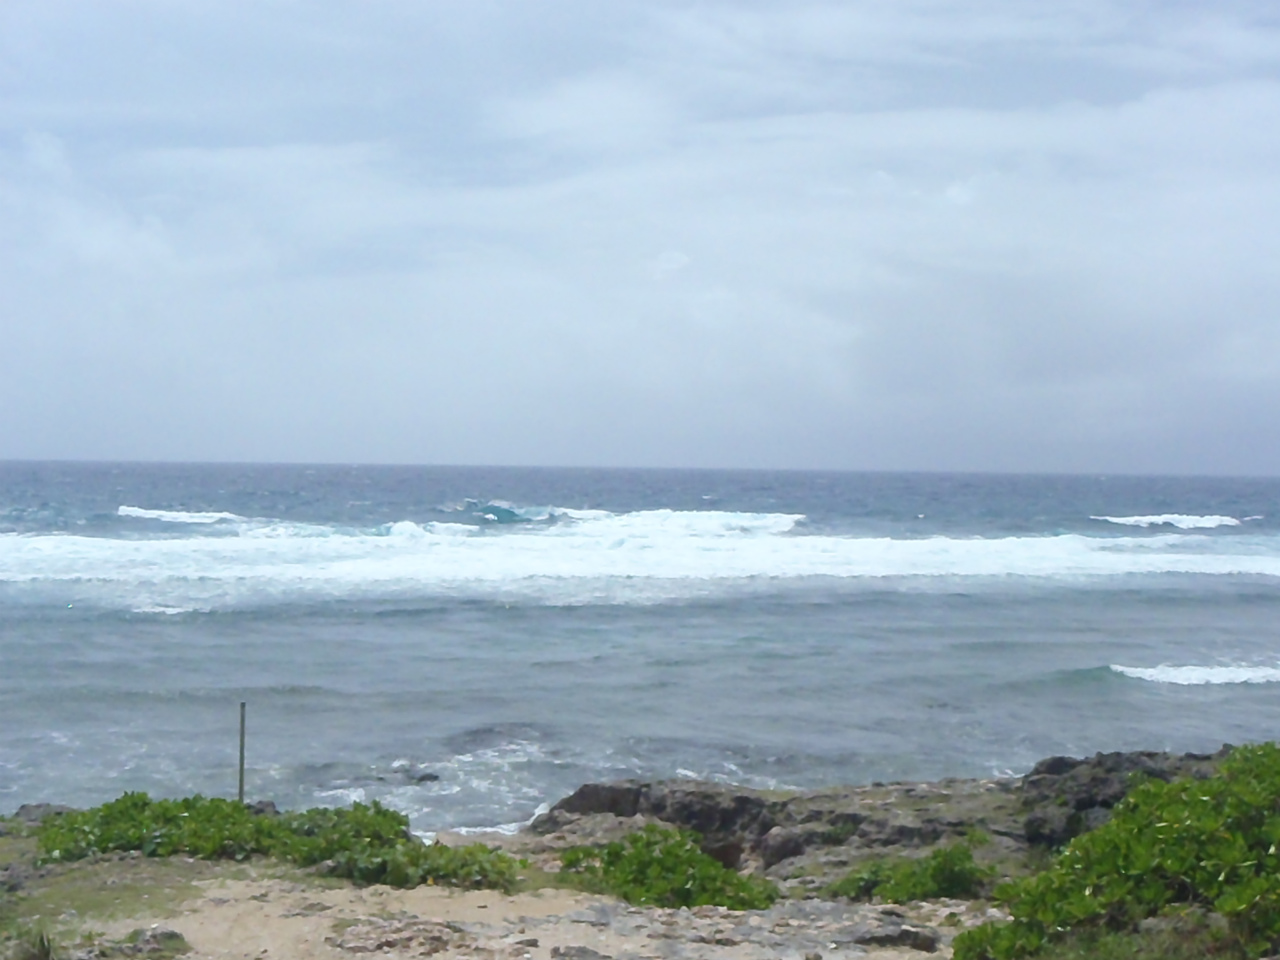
[238,701,246,804]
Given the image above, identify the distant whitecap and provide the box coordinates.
[118,505,244,524]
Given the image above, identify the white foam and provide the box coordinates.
[119,505,244,524]
[1091,514,1241,529]
[1110,664,1280,685]
[315,786,367,804]
[448,802,553,837]
[4,506,1280,609]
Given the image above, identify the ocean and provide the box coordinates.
[2,462,1278,835]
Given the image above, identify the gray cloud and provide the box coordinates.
[2,0,1279,472]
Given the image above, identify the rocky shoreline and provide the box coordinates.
[470,744,1232,895]
[1,746,1235,959]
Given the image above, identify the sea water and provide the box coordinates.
[2,462,1279,834]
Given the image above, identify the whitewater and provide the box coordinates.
[2,463,1279,832]
[3,506,1277,612]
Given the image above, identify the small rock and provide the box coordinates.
[854,922,941,953]
[550,948,613,960]
[128,928,191,957]
[14,803,76,823]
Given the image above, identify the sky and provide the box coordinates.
[2,1,1279,474]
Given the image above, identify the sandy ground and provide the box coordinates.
[90,876,989,960]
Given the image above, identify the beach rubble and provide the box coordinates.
[322,897,957,957]
[76,877,997,960]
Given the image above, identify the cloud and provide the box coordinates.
[1,0,1279,471]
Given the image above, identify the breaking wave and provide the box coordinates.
[444,499,611,525]
[2,502,1278,610]
[1110,664,1280,685]
[118,506,245,524]
[1091,514,1243,529]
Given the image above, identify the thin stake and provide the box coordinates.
[238,701,246,804]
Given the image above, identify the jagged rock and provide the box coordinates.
[533,775,1025,883]
[644,782,776,848]
[759,826,812,869]
[855,819,943,848]
[1020,746,1231,847]
[534,780,776,868]
[521,747,1236,889]
[545,782,644,819]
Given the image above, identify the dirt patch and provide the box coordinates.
[3,856,998,959]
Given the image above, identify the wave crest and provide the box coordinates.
[1111,664,1280,685]
[118,505,244,524]
[5,504,1279,610]
[1091,514,1242,529]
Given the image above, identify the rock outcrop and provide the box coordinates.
[13,802,76,823]
[1020,746,1231,847]
[523,746,1233,888]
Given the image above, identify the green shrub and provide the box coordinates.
[954,742,1280,960]
[35,793,517,892]
[827,839,993,902]
[560,825,778,910]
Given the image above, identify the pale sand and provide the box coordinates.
[89,876,972,960]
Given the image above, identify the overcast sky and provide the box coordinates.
[2,1,1279,473]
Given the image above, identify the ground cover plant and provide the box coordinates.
[826,837,994,903]
[559,825,778,910]
[1031,920,1247,960]
[35,793,518,892]
[954,742,1280,960]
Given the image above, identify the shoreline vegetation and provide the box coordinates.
[4,742,1275,960]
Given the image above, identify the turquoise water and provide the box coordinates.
[2,463,1279,833]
